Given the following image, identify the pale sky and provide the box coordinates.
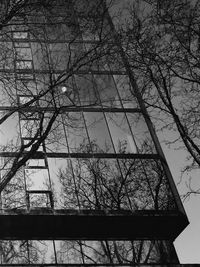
[161,137,200,264]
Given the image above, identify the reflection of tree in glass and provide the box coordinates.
[58,140,176,211]
[0,240,50,264]
[56,239,175,264]
[0,0,118,192]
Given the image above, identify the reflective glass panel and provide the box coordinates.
[84,112,114,153]
[45,114,68,153]
[113,75,139,108]
[127,113,156,153]
[25,168,50,191]
[64,112,89,153]
[94,74,122,108]
[106,113,137,153]
[75,74,100,106]
[13,31,28,39]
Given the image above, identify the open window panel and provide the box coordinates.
[11,15,27,25]
[19,110,40,121]
[25,158,47,169]
[21,137,45,153]
[15,60,33,70]
[18,94,39,106]
[25,168,51,193]
[11,20,28,31]
[12,31,29,39]
[14,41,30,48]
[15,72,34,81]
[26,190,54,210]
[20,119,40,139]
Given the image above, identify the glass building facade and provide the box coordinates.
[0,0,188,265]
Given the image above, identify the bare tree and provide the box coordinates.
[115,0,200,196]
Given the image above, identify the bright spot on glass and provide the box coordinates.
[61,86,67,93]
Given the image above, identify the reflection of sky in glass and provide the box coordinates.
[127,113,156,153]
[84,112,114,153]
[0,113,20,147]
[47,158,68,209]
[106,113,137,153]
[113,75,139,108]
[25,168,49,190]
[94,74,122,108]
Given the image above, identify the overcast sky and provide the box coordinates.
[161,138,200,263]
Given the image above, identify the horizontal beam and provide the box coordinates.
[1,38,115,44]
[0,265,197,267]
[0,265,196,267]
[0,69,127,75]
[0,209,189,240]
[0,106,141,113]
[0,152,162,160]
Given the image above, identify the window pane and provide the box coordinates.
[58,77,80,106]
[47,158,72,209]
[15,47,32,60]
[21,138,44,152]
[75,74,100,106]
[64,112,89,153]
[63,158,121,209]
[118,158,176,210]
[94,74,122,108]
[14,42,30,47]
[16,60,33,69]
[0,79,16,106]
[0,42,14,69]
[0,113,19,146]
[84,112,114,153]
[20,119,39,138]
[0,241,28,263]
[29,241,55,264]
[31,42,48,70]
[16,73,34,80]
[13,32,28,39]
[26,158,46,168]
[16,80,37,95]
[106,113,137,153]
[27,191,53,209]
[55,240,167,264]
[56,157,176,211]
[25,169,50,190]
[1,169,26,209]
[113,75,139,108]
[45,114,68,153]
[49,43,69,70]
[18,95,37,105]
[127,113,156,153]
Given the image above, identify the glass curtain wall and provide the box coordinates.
[0,0,182,264]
